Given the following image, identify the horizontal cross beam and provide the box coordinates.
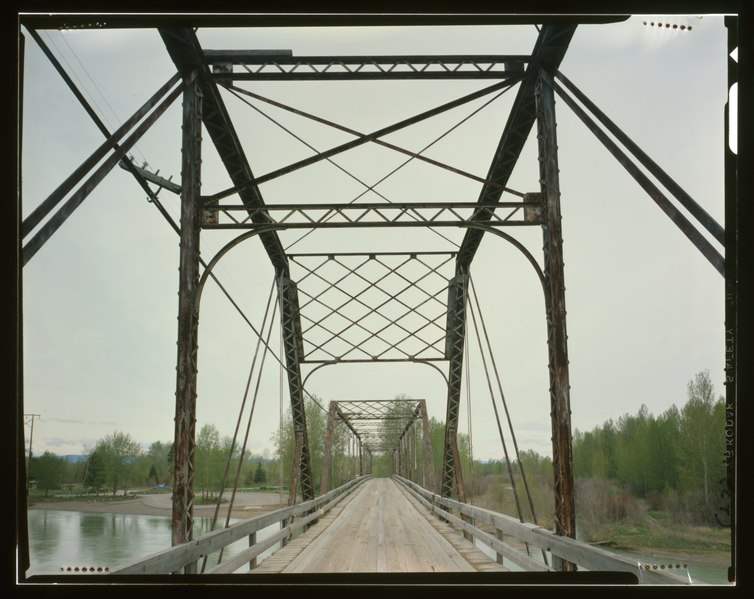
[200,201,542,229]
[207,53,528,80]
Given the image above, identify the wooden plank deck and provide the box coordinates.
[251,478,507,574]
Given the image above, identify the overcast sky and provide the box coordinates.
[20,14,730,466]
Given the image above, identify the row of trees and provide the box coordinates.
[29,428,273,499]
[30,432,167,497]
[572,370,728,527]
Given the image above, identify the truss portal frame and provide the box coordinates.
[20,15,728,574]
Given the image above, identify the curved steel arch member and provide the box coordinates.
[195,223,545,305]
[191,220,550,513]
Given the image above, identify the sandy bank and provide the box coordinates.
[28,491,288,520]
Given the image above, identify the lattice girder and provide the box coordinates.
[288,252,456,363]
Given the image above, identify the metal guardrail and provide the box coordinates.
[393,475,690,584]
[111,476,369,575]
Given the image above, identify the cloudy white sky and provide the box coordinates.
[20,14,730,465]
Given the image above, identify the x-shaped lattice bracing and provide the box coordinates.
[332,400,422,454]
[289,253,454,362]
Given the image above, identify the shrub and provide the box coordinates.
[576,477,639,538]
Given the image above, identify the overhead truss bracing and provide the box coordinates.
[288,252,456,363]
[324,399,429,455]
[320,399,438,495]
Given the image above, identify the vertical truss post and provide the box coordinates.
[398,439,404,477]
[320,402,338,494]
[441,272,469,501]
[419,400,437,493]
[358,441,363,476]
[408,422,415,482]
[403,434,409,478]
[288,432,303,506]
[172,72,202,561]
[278,275,315,503]
[536,68,576,570]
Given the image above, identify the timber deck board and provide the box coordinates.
[250,478,507,574]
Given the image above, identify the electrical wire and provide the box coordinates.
[55,31,151,166]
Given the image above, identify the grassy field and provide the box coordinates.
[583,516,731,553]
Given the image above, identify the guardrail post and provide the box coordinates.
[248,532,257,570]
[495,528,504,565]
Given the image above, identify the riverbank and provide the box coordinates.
[28,491,287,520]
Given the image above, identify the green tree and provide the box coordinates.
[147,441,171,486]
[648,405,681,492]
[676,371,725,508]
[253,460,267,484]
[84,449,107,493]
[31,451,66,496]
[614,405,654,496]
[195,424,226,499]
[97,431,142,496]
[273,395,329,495]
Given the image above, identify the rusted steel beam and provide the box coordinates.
[536,68,576,572]
[441,272,468,501]
[320,402,338,494]
[159,27,289,273]
[287,432,304,506]
[22,70,181,238]
[172,73,202,559]
[278,276,315,503]
[418,400,437,493]
[118,159,182,194]
[21,81,184,266]
[553,79,724,276]
[554,70,725,245]
[456,24,577,271]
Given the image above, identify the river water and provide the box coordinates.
[24,510,280,576]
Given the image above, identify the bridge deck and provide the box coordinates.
[252,478,507,573]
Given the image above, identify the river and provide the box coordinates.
[24,509,281,576]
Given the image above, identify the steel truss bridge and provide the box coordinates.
[17,13,735,585]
